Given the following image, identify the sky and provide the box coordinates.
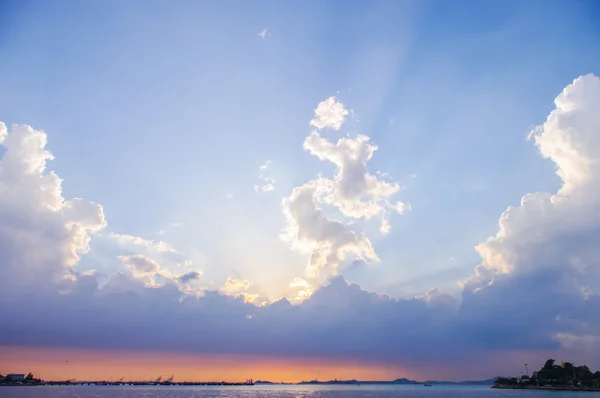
[1,0,600,382]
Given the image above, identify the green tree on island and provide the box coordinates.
[495,359,600,389]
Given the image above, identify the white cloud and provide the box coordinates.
[0,122,106,287]
[531,75,600,191]
[108,232,191,265]
[379,218,391,234]
[0,122,6,142]
[0,121,207,299]
[309,96,350,131]
[462,75,600,352]
[554,333,600,350]
[303,131,405,219]
[255,161,275,193]
[254,182,275,193]
[258,28,270,40]
[221,276,251,294]
[289,276,310,289]
[393,201,407,214]
[220,276,264,304]
[282,96,406,279]
[109,233,182,255]
[469,74,600,284]
[116,253,202,291]
[282,180,379,278]
[288,277,313,302]
[261,183,275,192]
[118,254,160,276]
[259,160,272,171]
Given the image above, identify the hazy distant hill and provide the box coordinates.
[421,378,497,385]
[459,378,498,385]
[291,377,497,385]
[255,380,293,385]
[392,378,414,384]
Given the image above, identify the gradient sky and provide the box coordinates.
[1,0,600,382]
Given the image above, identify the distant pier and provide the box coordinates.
[41,380,254,386]
[3,378,254,387]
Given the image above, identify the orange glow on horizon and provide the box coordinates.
[0,346,419,383]
[1,346,579,383]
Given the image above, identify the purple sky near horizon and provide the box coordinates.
[1,0,600,380]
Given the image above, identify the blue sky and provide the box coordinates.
[1,0,599,299]
[1,0,600,380]
[1,0,599,297]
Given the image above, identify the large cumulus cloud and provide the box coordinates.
[1,74,600,372]
[462,74,600,352]
[0,122,106,295]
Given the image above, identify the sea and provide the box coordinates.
[2,385,600,398]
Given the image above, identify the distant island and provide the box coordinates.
[0,374,253,387]
[286,377,496,385]
[493,359,600,391]
[1,372,496,387]
[9,365,598,390]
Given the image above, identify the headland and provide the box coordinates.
[492,359,600,392]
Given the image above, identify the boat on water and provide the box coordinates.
[424,384,432,387]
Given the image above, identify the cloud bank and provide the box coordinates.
[1,75,600,374]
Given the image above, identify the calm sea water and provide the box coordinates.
[2,385,600,398]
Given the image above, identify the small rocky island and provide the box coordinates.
[493,359,600,391]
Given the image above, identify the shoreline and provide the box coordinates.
[0,382,254,387]
[493,385,600,392]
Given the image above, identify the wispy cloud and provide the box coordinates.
[260,183,275,193]
[258,28,270,40]
[109,233,181,255]
[255,160,276,193]
[379,218,391,234]
[259,160,272,171]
